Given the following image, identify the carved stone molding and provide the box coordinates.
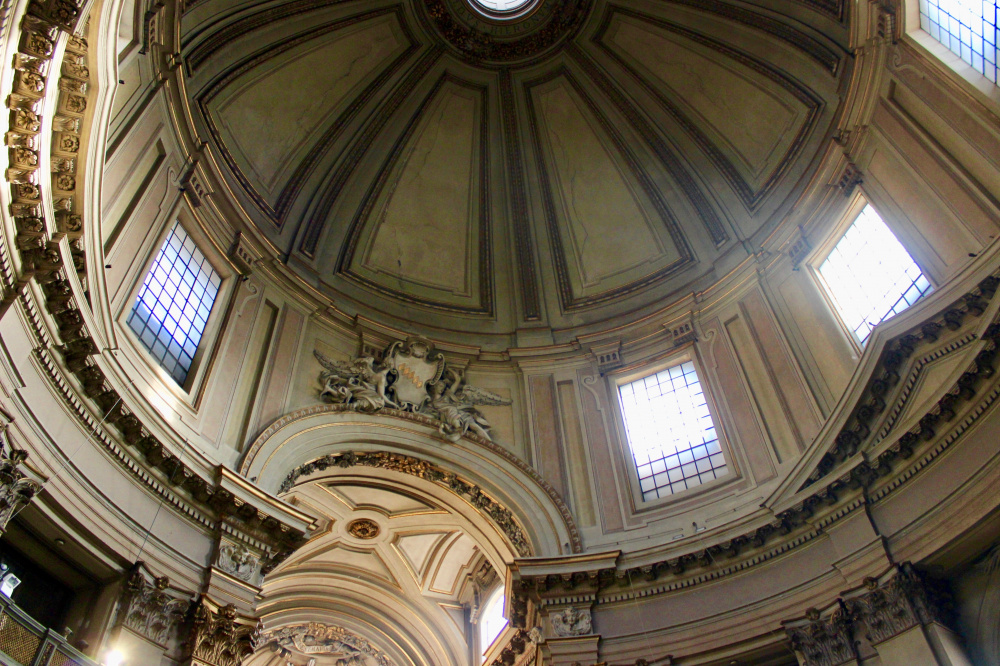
[803,274,1000,487]
[783,563,955,664]
[260,622,393,665]
[183,599,257,666]
[281,450,531,556]
[116,564,190,648]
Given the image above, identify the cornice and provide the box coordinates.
[506,268,1000,606]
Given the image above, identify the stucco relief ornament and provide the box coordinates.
[262,622,393,666]
[0,444,42,536]
[551,607,592,637]
[314,337,510,442]
[217,542,257,581]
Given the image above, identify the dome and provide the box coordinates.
[1,0,999,664]
[177,0,846,345]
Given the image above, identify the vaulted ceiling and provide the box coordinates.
[255,472,510,666]
[180,0,849,340]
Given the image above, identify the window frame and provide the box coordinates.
[900,0,1000,105]
[116,208,234,402]
[804,193,935,355]
[608,348,734,509]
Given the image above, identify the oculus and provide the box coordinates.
[468,0,537,19]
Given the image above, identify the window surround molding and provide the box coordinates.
[605,345,737,512]
[115,202,235,407]
[802,190,936,356]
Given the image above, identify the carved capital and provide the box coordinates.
[846,563,952,645]
[116,564,190,647]
[784,604,857,666]
[183,598,258,666]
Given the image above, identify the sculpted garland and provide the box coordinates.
[314,337,511,442]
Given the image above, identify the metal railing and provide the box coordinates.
[0,596,98,666]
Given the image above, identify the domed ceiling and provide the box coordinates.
[180,0,849,341]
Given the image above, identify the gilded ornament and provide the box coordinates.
[346,518,380,540]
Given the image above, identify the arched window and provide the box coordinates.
[918,0,998,84]
[479,587,508,660]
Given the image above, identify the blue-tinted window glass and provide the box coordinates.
[819,205,932,346]
[920,0,998,84]
[127,222,221,386]
[618,362,727,502]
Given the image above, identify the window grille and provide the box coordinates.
[618,361,727,501]
[919,0,998,84]
[127,222,221,386]
[818,205,932,346]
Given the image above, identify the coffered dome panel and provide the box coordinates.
[180,0,848,342]
[342,76,492,314]
[203,14,409,214]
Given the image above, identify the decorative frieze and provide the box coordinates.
[215,541,258,583]
[550,607,592,637]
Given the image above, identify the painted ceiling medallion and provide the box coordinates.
[422,0,591,65]
[347,518,381,539]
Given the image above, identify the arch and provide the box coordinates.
[242,405,582,556]
[252,465,528,666]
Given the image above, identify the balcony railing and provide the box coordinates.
[0,596,99,666]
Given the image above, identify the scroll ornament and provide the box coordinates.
[314,337,511,442]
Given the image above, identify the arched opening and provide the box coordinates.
[247,463,520,666]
